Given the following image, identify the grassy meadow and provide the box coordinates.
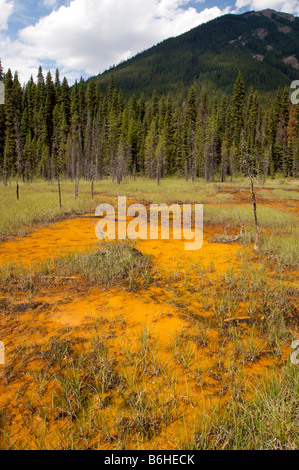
[0,176,298,450]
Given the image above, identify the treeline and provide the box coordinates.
[0,61,298,185]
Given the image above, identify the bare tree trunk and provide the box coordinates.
[58,177,62,209]
[1,169,7,186]
[221,147,227,183]
[93,113,100,181]
[250,176,259,251]
[98,119,106,181]
[47,147,53,183]
[191,156,195,182]
[74,178,79,199]
[262,148,270,188]
[185,160,188,182]
[16,181,19,200]
[91,177,94,198]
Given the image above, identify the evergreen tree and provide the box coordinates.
[0,60,5,174]
[3,69,16,181]
[232,71,246,148]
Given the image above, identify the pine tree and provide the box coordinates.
[232,71,246,148]
[116,135,126,184]
[86,80,97,120]
[144,120,156,179]
[199,89,209,123]
[187,86,197,127]
[60,77,70,126]
[3,69,16,181]
[0,60,5,174]
[286,105,297,176]
[155,127,166,186]
[220,139,228,182]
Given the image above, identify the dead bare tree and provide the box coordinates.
[74,141,80,200]
[58,176,62,209]
[240,162,261,251]
[221,163,261,251]
[249,171,259,251]
[74,171,79,199]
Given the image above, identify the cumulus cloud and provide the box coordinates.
[235,0,299,15]
[0,0,231,83]
[0,0,14,31]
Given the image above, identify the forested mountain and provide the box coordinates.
[91,9,299,97]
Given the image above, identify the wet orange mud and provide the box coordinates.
[0,216,98,266]
[0,198,297,450]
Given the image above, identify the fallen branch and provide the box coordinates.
[223,209,245,243]
[223,316,265,327]
[223,224,245,242]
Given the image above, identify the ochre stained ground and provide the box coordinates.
[0,189,298,449]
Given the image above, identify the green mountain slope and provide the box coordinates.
[91,9,299,97]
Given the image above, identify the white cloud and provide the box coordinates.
[0,0,14,31]
[235,0,299,15]
[0,0,230,83]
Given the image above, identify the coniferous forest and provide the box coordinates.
[0,60,298,186]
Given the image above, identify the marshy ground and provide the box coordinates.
[0,178,298,450]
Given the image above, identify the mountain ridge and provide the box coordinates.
[89,9,299,97]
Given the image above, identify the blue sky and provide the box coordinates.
[1,0,298,84]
